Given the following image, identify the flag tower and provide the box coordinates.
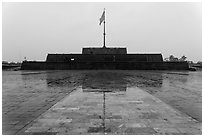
[99,8,106,48]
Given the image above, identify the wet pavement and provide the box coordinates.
[2,70,202,134]
[23,87,201,135]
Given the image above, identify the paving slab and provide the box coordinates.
[22,87,201,135]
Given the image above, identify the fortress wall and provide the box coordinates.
[21,61,189,70]
[46,54,163,62]
[21,61,47,70]
[82,48,127,54]
[162,61,189,70]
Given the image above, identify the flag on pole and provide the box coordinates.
[99,10,105,25]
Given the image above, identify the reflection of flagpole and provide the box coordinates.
[103,91,106,134]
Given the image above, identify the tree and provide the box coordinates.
[2,61,8,64]
[164,55,187,62]
[164,57,169,61]
[197,61,202,64]
[179,55,187,61]
[169,55,178,61]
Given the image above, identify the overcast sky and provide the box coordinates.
[2,2,202,62]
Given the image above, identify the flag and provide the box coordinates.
[99,11,105,25]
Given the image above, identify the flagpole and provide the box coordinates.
[103,9,106,48]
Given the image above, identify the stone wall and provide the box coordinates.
[21,61,47,70]
[21,61,189,70]
[82,47,127,54]
[46,54,163,63]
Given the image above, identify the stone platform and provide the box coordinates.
[21,87,201,135]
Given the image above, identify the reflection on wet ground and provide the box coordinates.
[82,71,127,92]
[2,70,202,134]
[81,72,128,134]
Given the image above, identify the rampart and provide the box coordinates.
[21,61,189,70]
[82,47,127,54]
[46,54,163,63]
